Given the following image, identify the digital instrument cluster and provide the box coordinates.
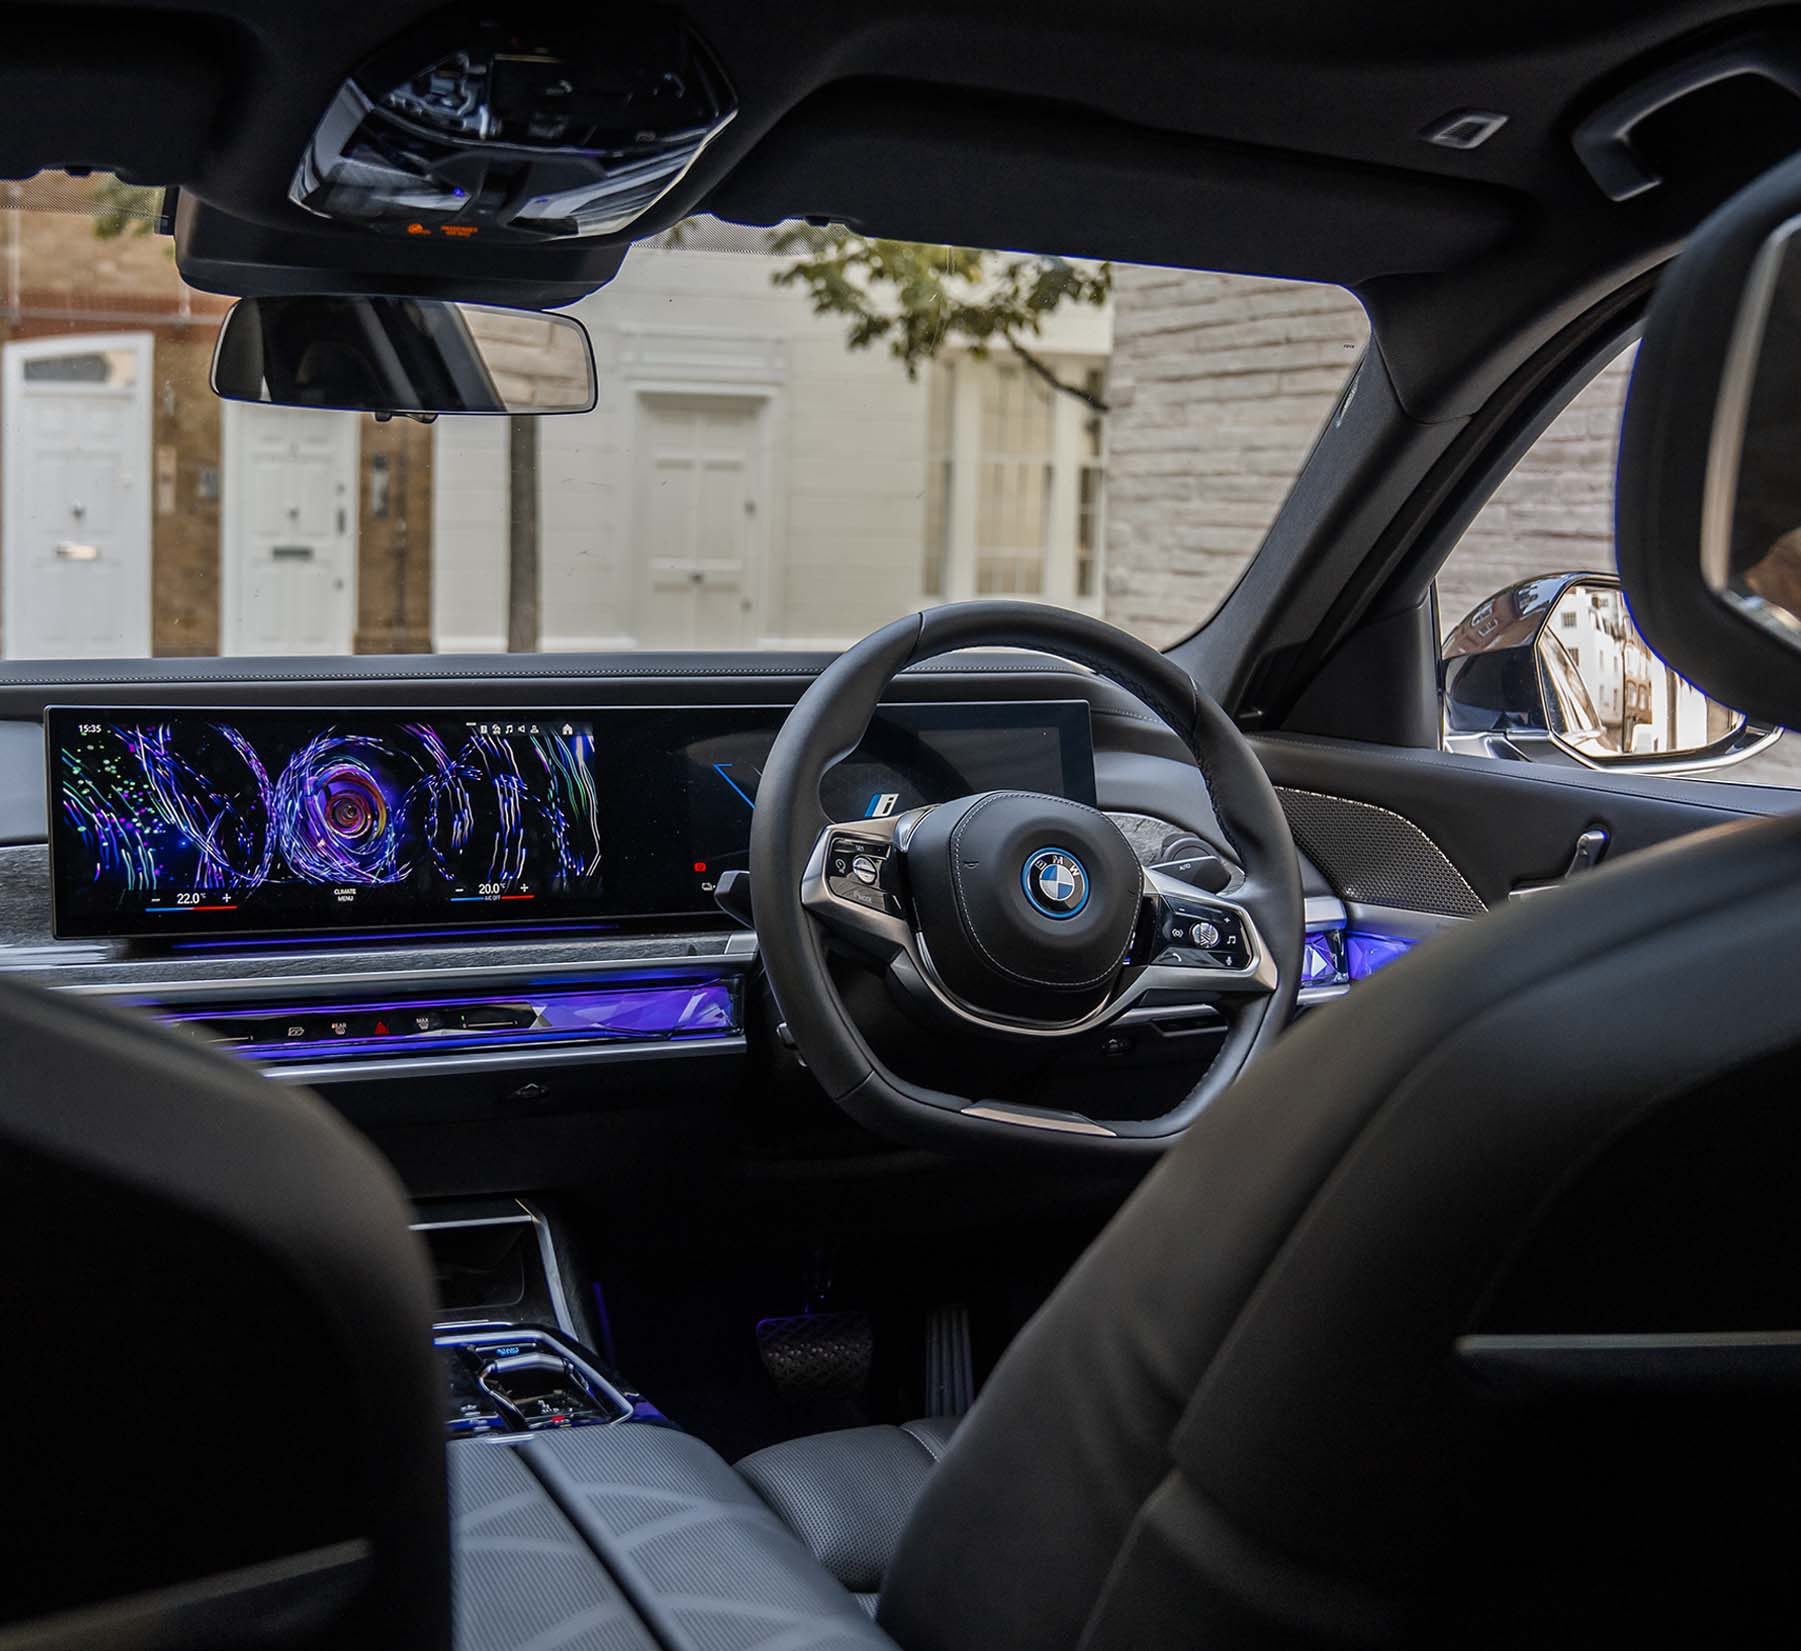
[47,702,1095,941]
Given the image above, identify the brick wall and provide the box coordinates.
[1434,351,1632,634]
[1100,266,1631,644]
[1101,266,1368,646]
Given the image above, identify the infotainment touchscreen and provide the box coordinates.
[47,702,1095,940]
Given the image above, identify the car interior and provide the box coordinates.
[8,2,1801,1647]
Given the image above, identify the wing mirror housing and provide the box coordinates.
[1441,571,1780,773]
[1618,149,1801,732]
[211,294,597,418]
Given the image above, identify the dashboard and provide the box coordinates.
[0,657,1366,1201]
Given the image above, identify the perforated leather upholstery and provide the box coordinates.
[449,1441,655,1651]
[522,1424,898,1651]
[736,1421,957,1601]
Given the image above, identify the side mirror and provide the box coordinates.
[211,295,597,418]
[1442,572,1780,773]
[1618,149,1801,732]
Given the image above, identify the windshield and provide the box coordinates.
[0,175,1368,660]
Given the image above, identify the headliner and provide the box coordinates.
[5,0,1801,412]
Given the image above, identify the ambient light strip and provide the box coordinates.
[1300,927,1418,989]
[157,976,738,1062]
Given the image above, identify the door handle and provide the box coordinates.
[1508,826,1610,901]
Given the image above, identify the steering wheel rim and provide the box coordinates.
[751,600,1302,1156]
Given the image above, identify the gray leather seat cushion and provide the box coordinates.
[524,1424,897,1651]
[736,1420,958,1600]
[449,1438,657,1651]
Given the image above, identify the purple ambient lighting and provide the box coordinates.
[1301,932,1340,986]
[1344,932,1416,981]
[160,976,737,1061]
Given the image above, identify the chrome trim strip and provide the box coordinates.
[1116,1001,1225,1026]
[263,1032,744,1085]
[518,1197,579,1342]
[1297,984,1351,1006]
[1304,893,1347,929]
[960,1104,1117,1137]
[58,944,754,1004]
[1342,902,1470,941]
[409,1213,533,1233]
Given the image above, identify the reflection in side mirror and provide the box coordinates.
[210,295,597,417]
[1537,582,1745,761]
[1442,572,1781,774]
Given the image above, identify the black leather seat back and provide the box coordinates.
[879,812,1801,1650]
[0,977,448,1648]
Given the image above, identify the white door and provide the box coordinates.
[2,332,153,659]
[635,397,760,648]
[221,403,359,655]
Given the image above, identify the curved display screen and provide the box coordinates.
[46,702,1094,940]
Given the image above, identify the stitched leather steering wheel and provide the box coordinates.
[750,601,1302,1156]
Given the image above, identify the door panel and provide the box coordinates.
[1254,733,1801,914]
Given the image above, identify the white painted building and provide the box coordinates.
[431,230,1113,652]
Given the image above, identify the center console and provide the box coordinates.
[438,1324,632,1434]
[414,1196,650,1439]
[423,1202,900,1648]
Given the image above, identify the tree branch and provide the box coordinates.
[1002,332,1110,414]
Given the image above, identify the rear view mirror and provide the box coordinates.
[1442,573,1779,773]
[210,295,596,417]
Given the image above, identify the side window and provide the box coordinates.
[1435,343,1797,788]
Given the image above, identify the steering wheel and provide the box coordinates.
[751,602,1302,1156]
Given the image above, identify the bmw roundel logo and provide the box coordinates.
[1022,846,1090,920]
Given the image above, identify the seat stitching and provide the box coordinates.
[897,1422,948,1464]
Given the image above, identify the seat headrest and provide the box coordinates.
[1618,149,1801,730]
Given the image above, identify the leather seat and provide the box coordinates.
[15,813,1801,1649]
[725,809,1801,1650]
[736,1419,957,1608]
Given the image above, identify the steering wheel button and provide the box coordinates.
[851,855,880,885]
[1191,921,1221,948]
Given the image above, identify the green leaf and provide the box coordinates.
[769,228,1111,409]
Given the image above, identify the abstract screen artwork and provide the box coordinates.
[51,713,606,937]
